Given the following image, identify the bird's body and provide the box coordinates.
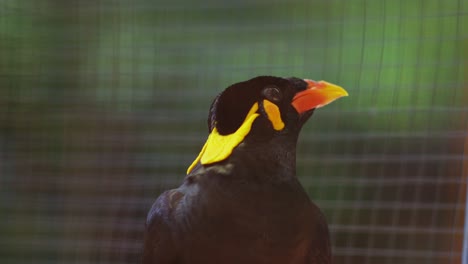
[143,76,347,264]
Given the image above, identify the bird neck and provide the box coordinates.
[227,135,299,182]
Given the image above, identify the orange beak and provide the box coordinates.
[292,79,348,114]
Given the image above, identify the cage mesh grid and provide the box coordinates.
[0,0,467,263]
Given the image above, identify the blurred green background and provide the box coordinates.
[0,0,467,263]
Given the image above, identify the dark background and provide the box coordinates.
[0,1,467,263]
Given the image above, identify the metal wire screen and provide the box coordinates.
[1,1,467,264]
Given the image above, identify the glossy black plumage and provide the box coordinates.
[143,76,332,264]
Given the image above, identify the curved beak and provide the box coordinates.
[292,80,348,114]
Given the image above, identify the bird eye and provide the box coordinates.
[262,86,282,102]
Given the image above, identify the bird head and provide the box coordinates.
[187,76,348,174]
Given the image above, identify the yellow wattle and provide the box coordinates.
[263,99,285,131]
[186,103,259,174]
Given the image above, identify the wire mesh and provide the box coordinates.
[0,1,467,264]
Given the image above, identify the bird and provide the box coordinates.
[143,76,348,264]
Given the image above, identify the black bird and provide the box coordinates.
[143,76,348,264]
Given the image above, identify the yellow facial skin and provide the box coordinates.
[263,99,285,131]
[187,103,260,174]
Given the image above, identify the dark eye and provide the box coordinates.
[262,86,282,102]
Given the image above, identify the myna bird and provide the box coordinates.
[143,76,348,264]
